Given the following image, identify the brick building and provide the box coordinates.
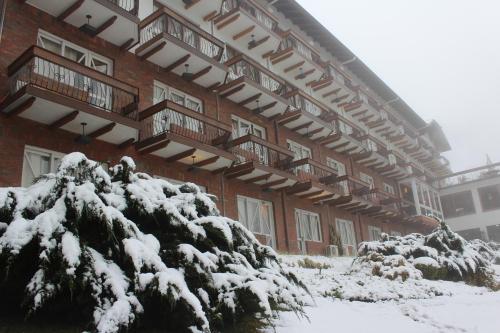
[0,0,451,255]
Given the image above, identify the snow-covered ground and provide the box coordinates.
[271,255,500,333]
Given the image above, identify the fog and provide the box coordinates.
[296,0,500,172]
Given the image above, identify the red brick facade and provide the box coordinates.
[0,1,435,256]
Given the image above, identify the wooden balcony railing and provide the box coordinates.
[140,100,232,146]
[7,46,138,119]
[279,30,323,67]
[286,89,327,118]
[106,0,139,15]
[285,158,345,193]
[139,7,225,61]
[221,0,280,34]
[227,134,294,169]
[226,55,290,96]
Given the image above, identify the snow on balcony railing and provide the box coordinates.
[221,0,279,34]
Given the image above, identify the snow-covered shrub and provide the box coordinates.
[0,153,309,333]
[470,240,500,265]
[354,223,498,288]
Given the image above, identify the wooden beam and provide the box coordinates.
[117,138,136,149]
[313,193,335,203]
[262,178,288,189]
[120,38,135,51]
[245,173,272,184]
[291,121,313,132]
[140,41,166,61]
[226,167,254,179]
[203,10,218,22]
[193,156,219,167]
[187,66,212,81]
[6,97,36,117]
[220,84,245,98]
[285,60,305,73]
[253,101,277,114]
[233,25,255,41]
[163,54,191,72]
[144,135,175,153]
[212,166,228,175]
[295,68,315,80]
[238,93,262,106]
[271,51,293,65]
[93,15,117,37]
[48,110,79,130]
[165,148,197,163]
[248,36,270,50]
[184,0,200,9]
[217,13,240,30]
[303,127,323,138]
[322,88,341,98]
[58,0,84,21]
[88,122,116,139]
[299,190,324,199]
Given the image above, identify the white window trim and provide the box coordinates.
[37,30,112,75]
[295,209,322,242]
[287,140,312,160]
[237,195,276,247]
[231,115,266,139]
[22,145,65,187]
[153,81,203,112]
[335,218,357,247]
[368,225,382,241]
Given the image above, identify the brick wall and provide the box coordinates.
[0,1,431,256]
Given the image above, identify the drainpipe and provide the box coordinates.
[281,190,290,252]
[215,92,226,215]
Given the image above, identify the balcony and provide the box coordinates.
[324,177,401,219]
[351,139,393,171]
[317,118,367,156]
[218,55,291,118]
[215,0,282,60]
[225,134,298,190]
[284,158,345,202]
[158,0,224,23]
[25,0,139,48]
[276,89,335,141]
[310,63,357,108]
[136,100,235,171]
[136,7,227,89]
[270,30,325,90]
[0,46,140,146]
[377,154,411,180]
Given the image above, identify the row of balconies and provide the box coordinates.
[0,44,406,220]
[17,0,439,169]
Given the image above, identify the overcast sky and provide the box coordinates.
[295,0,500,172]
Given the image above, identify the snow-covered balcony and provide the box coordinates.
[284,158,345,202]
[136,100,235,171]
[270,30,325,91]
[225,134,298,190]
[218,55,291,118]
[25,0,140,49]
[0,46,140,146]
[276,89,335,141]
[378,153,411,180]
[214,0,282,61]
[317,118,367,156]
[136,7,227,89]
[158,0,224,24]
[310,63,357,108]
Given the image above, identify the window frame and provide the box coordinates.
[0,0,6,43]
[236,195,276,246]
[335,218,356,247]
[231,115,266,139]
[368,225,382,241]
[478,185,500,212]
[22,145,65,187]
[295,209,322,242]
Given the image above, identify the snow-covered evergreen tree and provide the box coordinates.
[354,222,498,288]
[0,153,309,333]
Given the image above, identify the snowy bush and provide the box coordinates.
[0,153,309,333]
[354,223,498,288]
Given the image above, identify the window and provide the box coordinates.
[231,116,265,139]
[388,153,397,165]
[295,209,322,242]
[327,157,347,192]
[383,183,395,195]
[457,228,483,241]
[366,139,377,152]
[154,175,207,193]
[22,146,65,187]
[336,219,356,248]
[153,82,203,136]
[237,196,275,247]
[287,140,312,160]
[368,225,382,241]
[360,172,374,187]
[0,0,6,42]
[36,31,112,109]
[478,185,500,211]
[441,191,476,218]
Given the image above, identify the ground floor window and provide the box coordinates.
[335,219,356,247]
[237,195,275,247]
[295,209,322,243]
[368,225,382,241]
[22,146,65,187]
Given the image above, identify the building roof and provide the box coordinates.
[270,0,428,129]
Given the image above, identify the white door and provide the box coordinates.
[327,157,347,193]
[232,116,268,164]
[336,219,356,254]
[288,140,312,176]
